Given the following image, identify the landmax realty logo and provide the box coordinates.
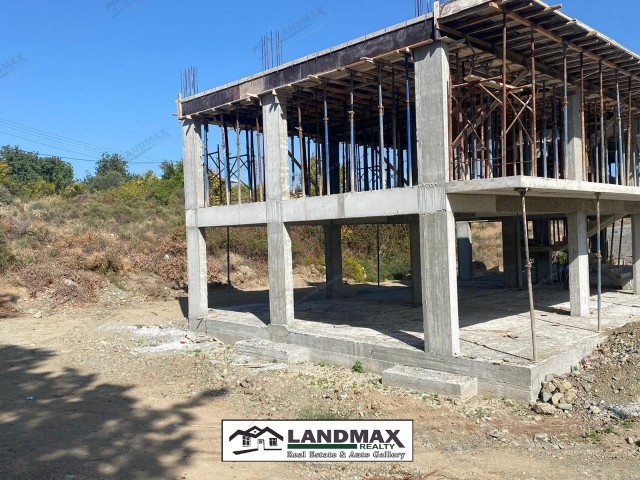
[222,420,413,462]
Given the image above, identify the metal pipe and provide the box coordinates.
[297,91,306,197]
[552,86,559,179]
[580,53,586,181]
[595,193,602,332]
[502,12,508,177]
[404,54,413,186]
[203,123,209,207]
[542,82,548,178]
[256,117,263,201]
[616,71,625,185]
[563,43,569,180]
[235,109,242,205]
[222,120,231,206]
[517,188,537,362]
[392,67,398,187]
[226,226,231,306]
[376,223,381,288]
[599,61,606,184]
[323,84,331,195]
[377,65,386,190]
[531,29,537,177]
[617,217,624,266]
[349,73,356,192]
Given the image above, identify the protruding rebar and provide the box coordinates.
[595,192,602,332]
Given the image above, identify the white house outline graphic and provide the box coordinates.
[229,426,284,455]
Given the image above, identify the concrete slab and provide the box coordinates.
[234,339,310,363]
[382,365,478,401]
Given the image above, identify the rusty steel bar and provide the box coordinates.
[542,82,548,178]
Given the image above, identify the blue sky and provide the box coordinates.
[1,0,638,178]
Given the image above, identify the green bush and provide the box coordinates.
[61,182,86,198]
[351,360,365,373]
[343,256,366,283]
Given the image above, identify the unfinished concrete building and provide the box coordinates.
[177,0,640,401]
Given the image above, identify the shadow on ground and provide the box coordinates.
[0,345,226,479]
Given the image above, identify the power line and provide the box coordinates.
[0,116,171,163]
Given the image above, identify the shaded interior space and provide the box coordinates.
[205,279,639,366]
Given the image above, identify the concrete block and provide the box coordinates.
[234,339,310,364]
[382,365,477,401]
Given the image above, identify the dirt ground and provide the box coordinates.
[1,294,639,480]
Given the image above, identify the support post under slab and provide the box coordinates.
[182,119,208,321]
[567,212,590,317]
[262,93,294,328]
[409,220,422,305]
[567,92,584,181]
[632,214,640,295]
[502,218,522,289]
[456,222,473,281]
[324,224,343,298]
[414,41,459,356]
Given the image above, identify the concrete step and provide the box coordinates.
[382,365,478,401]
[233,339,310,364]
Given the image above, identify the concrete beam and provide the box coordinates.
[263,93,294,327]
[324,224,343,298]
[567,212,590,317]
[456,222,473,281]
[182,119,208,320]
[633,215,640,295]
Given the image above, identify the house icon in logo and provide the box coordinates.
[229,425,284,455]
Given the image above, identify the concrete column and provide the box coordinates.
[262,93,294,328]
[567,212,590,317]
[632,215,640,295]
[329,138,341,194]
[456,222,473,281]
[533,220,552,284]
[182,119,208,321]
[409,220,422,305]
[414,41,460,356]
[567,92,584,181]
[502,218,522,289]
[324,224,343,298]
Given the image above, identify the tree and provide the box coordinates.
[96,152,128,177]
[0,145,73,193]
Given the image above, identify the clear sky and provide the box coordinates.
[1,0,638,178]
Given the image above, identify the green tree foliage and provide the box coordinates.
[96,152,128,177]
[86,171,125,192]
[0,145,73,193]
